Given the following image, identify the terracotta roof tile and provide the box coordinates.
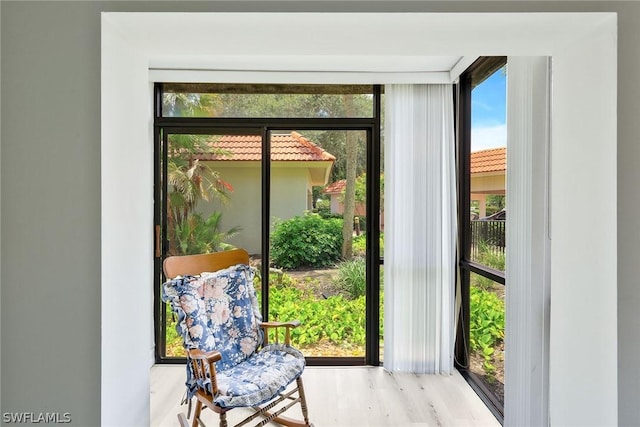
[323,179,346,194]
[470,147,506,174]
[195,131,335,162]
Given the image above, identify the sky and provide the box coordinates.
[471,68,507,152]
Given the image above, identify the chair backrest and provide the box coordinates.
[163,249,250,278]
[162,249,263,371]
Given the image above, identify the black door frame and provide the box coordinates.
[153,84,383,366]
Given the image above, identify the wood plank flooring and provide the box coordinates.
[150,365,500,427]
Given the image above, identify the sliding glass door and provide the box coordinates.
[154,84,382,365]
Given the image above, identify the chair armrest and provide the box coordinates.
[188,348,222,364]
[260,320,301,346]
[261,320,301,329]
[187,349,222,395]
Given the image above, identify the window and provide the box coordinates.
[456,57,507,422]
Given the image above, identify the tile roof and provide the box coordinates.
[195,131,336,162]
[323,179,346,194]
[470,147,506,174]
[323,148,506,194]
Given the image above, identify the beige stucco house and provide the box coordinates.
[195,132,335,254]
[470,147,506,217]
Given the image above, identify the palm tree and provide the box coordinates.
[166,134,236,255]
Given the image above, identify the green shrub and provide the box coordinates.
[317,211,342,220]
[352,232,385,257]
[352,234,366,257]
[469,286,505,374]
[270,213,343,269]
[334,257,367,299]
[314,198,331,213]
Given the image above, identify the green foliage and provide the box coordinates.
[485,195,505,216]
[163,93,220,117]
[166,132,239,256]
[475,240,506,272]
[334,257,367,299]
[314,198,331,212]
[270,213,344,269]
[469,286,505,375]
[352,234,366,257]
[174,211,241,255]
[351,173,384,207]
[166,270,386,357]
[165,303,186,357]
[316,210,342,221]
[351,233,384,257]
[267,286,366,347]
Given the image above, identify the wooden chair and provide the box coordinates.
[162,249,313,427]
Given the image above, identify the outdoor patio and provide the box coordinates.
[150,365,500,426]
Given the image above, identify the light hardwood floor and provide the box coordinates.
[150,365,500,427]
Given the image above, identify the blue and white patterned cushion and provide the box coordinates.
[214,344,305,408]
[162,263,305,406]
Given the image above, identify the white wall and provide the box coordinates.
[1,3,638,427]
[101,15,154,426]
[549,21,618,424]
[102,11,618,425]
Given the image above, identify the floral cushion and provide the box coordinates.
[162,263,305,405]
[163,264,263,371]
[214,344,305,408]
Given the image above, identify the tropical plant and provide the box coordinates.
[334,257,367,299]
[165,133,238,255]
[174,211,241,255]
[469,286,505,375]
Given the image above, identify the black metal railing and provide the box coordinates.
[470,220,505,260]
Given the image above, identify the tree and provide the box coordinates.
[341,94,357,259]
[485,194,505,216]
[353,173,385,219]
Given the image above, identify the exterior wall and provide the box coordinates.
[471,172,505,217]
[328,194,366,216]
[470,173,505,195]
[197,162,312,255]
[1,2,638,427]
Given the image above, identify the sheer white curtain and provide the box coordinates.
[383,84,457,374]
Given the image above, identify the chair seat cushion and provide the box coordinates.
[214,344,305,408]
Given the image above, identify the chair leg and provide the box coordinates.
[296,377,311,426]
[191,400,203,427]
[178,413,190,427]
[219,411,227,427]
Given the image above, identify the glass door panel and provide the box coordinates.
[160,129,263,358]
[268,129,368,359]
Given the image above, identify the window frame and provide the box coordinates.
[455,57,507,423]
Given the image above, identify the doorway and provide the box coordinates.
[153,84,383,366]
